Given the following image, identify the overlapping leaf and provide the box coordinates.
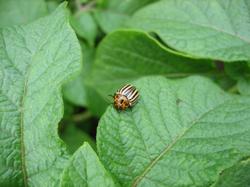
[60,143,116,187]
[60,124,96,154]
[128,0,250,61]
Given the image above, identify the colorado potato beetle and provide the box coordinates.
[113,84,139,110]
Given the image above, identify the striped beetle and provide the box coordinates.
[113,84,139,110]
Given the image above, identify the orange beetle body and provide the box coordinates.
[113,84,139,110]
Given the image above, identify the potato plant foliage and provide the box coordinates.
[0,0,250,187]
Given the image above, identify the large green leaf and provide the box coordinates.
[0,0,48,28]
[89,30,212,115]
[60,143,117,187]
[97,76,250,187]
[0,3,81,187]
[128,0,250,62]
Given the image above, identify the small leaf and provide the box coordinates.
[128,0,250,61]
[85,84,110,117]
[60,124,96,154]
[89,30,212,115]
[63,42,106,117]
[46,1,60,13]
[97,76,250,187]
[70,11,98,46]
[63,42,95,107]
[60,143,117,187]
[0,0,48,27]
[224,62,250,95]
[0,3,81,186]
[95,0,159,33]
[224,62,249,80]
[63,73,87,106]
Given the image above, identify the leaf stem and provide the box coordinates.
[72,111,92,122]
[75,0,96,13]
[227,85,238,93]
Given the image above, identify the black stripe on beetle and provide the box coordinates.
[113,84,139,110]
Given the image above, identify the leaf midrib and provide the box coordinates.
[19,52,36,187]
[20,77,28,187]
[131,99,232,187]
[1,30,29,187]
[17,17,54,186]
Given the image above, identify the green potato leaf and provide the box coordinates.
[97,76,250,187]
[0,0,48,28]
[0,3,81,187]
[89,30,212,115]
[128,0,250,61]
[60,143,117,187]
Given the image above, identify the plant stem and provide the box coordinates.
[75,0,96,13]
[72,111,92,122]
[228,85,238,93]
